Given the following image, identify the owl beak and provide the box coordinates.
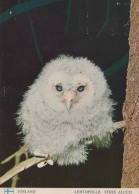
[65,100,72,111]
[62,90,74,111]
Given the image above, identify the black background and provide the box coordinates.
[0,0,130,188]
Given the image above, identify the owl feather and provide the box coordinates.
[16,55,115,166]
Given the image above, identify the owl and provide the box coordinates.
[16,55,115,166]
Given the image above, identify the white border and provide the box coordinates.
[1,188,139,194]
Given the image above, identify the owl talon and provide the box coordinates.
[47,158,54,165]
[37,158,54,168]
[37,160,47,168]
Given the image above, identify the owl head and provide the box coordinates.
[28,55,110,114]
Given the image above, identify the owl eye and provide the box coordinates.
[77,85,86,92]
[55,85,63,92]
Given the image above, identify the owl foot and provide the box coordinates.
[37,157,54,168]
[33,149,53,168]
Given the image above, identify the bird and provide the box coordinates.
[16,55,115,166]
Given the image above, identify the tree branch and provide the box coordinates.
[0,156,46,186]
[113,120,126,130]
[11,146,29,187]
[1,146,26,165]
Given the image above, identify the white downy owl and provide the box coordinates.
[16,55,115,166]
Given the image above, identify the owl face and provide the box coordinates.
[45,71,95,113]
[34,55,107,115]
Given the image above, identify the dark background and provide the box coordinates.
[0,0,130,188]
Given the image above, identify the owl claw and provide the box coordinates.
[47,158,54,165]
[37,158,54,168]
[37,161,47,168]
